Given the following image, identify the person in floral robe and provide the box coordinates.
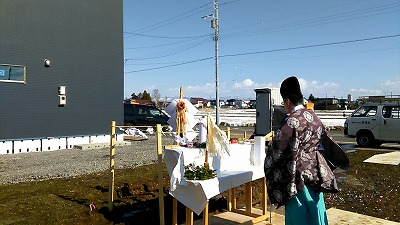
[264,76,339,225]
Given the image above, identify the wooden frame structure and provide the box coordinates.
[158,126,273,225]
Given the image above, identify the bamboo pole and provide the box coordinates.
[157,124,165,225]
[108,120,116,212]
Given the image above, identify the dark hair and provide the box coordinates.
[286,94,303,105]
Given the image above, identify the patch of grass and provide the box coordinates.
[0,165,170,225]
[1,150,399,224]
[324,150,400,222]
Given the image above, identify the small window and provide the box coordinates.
[0,64,26,84]
[382,106,392,118]
[150,109,161,116]
[391,107,400,119]
[382,106,400,119]
[352,106,377,117]
[366,107,377,117]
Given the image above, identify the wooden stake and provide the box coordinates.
[179,86,184,99]
[108,121,116,212]
[157,124,165,225]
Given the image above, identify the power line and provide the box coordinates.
[221,2,400,40]
[131,2,213,34]
[124,32,212,39]
[220,34,400,58]
[126,37,211,61]
[126,34,400,72]
[125,57,213,73]
[125,2,399,58]
[222,46,400,65]
[125,38,206,50]
[220,0,244,6]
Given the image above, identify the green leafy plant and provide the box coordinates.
[184,163,216,180]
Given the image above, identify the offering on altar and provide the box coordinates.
[183,163,216,180]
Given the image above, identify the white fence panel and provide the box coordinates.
[42,137,67,151]
[0,140,13,154]
[89,134,110,144]
[13,139,41,153]
[67,136,90,149]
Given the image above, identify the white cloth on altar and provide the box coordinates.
[164,143,265,215]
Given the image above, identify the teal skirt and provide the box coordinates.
[285,185,328,225]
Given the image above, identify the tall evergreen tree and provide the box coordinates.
[131,93,138,100]
[141,90,152,101]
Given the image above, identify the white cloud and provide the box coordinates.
[228,79,280,99]
[287,77,341,98]
[343,77,400,99]
[379,77,400,94]
[233,79,254,88]
[228,77,344,99]
[186,83,214,92]
[159,76,400,100]
[166,84,214,98]
[349,88,383,98]
[166,82,231,98]
[297,77,308,91]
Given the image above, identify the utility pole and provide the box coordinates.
[202,1,219,125]
[213,0,220,125]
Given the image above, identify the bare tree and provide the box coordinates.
[152,89,161,107]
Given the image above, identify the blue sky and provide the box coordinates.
[123,0,400,101]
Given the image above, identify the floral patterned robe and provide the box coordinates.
[264,107,339,207]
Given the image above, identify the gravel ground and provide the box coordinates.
[0,135,176,185]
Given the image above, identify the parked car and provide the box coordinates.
[344,102,400,147]
[124,103,170,127]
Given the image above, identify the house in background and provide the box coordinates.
[226,99,237,108]
[209,100,226,108]
[190,97,210,108]
[0,1,123,142]
[315,98,340,106]
[126,99,154,106]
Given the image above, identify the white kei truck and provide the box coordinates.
[344,102,400,147]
